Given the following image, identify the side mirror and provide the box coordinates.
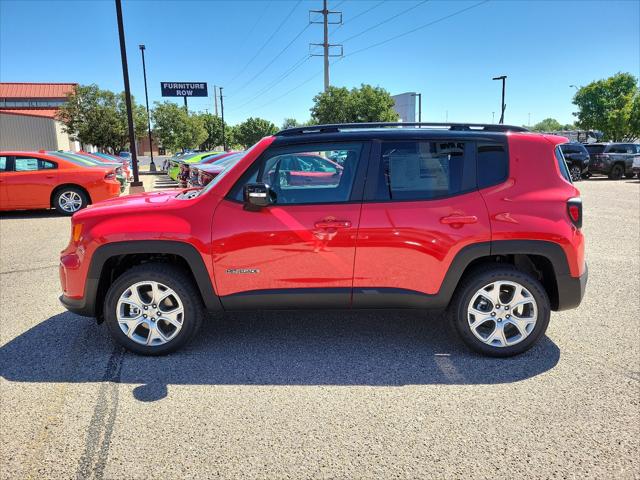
[244,183,274,210]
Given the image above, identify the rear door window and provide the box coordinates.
[0,156,7,172]
[14,157,39,171]
[371,140,475,201]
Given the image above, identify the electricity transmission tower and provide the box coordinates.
[309,0,343,92]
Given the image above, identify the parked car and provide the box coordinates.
[50,152,127,192]
[188,152,245,188]
[0,151,121,214]
[584,143,640,179]
[167,152,219,181]
[559,142,590,181]
[633,156,640,178]
[89,152,132,180]
[59,122,587,357]
[184,151,242,187]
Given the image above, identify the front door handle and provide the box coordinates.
[314,219,352,229]
[440,215,478,225]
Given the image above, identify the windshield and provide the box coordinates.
[48,151,102,167]
[197,151,250,196]
[210,152,243,169]
[584,144,605,154]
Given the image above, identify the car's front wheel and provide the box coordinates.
[104,264,204,355]
[451,266,550,357]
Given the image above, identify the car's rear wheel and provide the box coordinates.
[569,165,582,182]
[53,187,87,215]
[451,266,550,357]
[608,164,624,180]
[104,264,204,355]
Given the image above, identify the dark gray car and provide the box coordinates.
[559,143,590,181]
[584,143,640,180]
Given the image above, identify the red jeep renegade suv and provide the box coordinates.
[59,123,587,357]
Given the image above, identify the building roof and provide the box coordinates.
[0,83,77,99]
[0,109,59,119]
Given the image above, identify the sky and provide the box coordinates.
[1,0,639,128]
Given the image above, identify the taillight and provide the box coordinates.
[567,197,582,229]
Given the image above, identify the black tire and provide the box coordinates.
[53,186,88,215]
[451,265,551,357]
[569,164,582,182]
[608,164,624,180]
[104,263,204,355]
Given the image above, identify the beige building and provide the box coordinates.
[0,82,80,151]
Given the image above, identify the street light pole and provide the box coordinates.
[219,87,226,151]
[115,0,142,188]
[139,44,156,172]
[492,75,507,124]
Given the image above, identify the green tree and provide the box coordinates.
[179,113,207,151]
[531,118,563,132]
[310,86,353,124]
[281,117,300,129]
[151,102,207,152]
[235,117,278,148]
[199,113,226,150]
[573,72,640,141]
[57,84,146,153]
[351,84,399,122]
[310,84,399,124]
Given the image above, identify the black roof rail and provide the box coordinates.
[276,122,529,136]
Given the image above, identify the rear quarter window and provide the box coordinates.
[555,147,572,183]
[477,142,508,188]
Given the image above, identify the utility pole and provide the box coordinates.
[213,85,218,116]
[492,75,507,124]
[115,0,142,188]
[139,44,156,172]
[219,87,226,151]
[310,1,342,92]
[528,112,531,127]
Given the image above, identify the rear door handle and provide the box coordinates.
[314,219,352,229]
[440,215,478,225]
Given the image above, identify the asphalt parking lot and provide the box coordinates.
[1,178,638,479]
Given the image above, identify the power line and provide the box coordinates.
[338,0,430,44]
[332,0,384,34]
[250,58,342,113]
[227,0,303,84]
[228,55,311,112]
[235,1,272,52]
[344,0,490,57]
[230,23,312,97]
[233,0,491,117]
